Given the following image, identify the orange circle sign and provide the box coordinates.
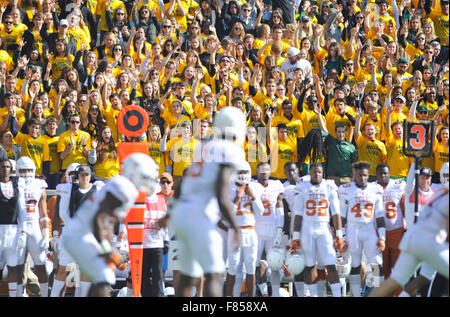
[117,105,149,137]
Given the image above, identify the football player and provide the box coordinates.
[374,164,406,279]
[282,162,306,296]
[61,153,159,297]
[50,164,105,297]
[252,162,285,297]
[291,163,344,297]
[15,157,50,297]
[159,107,247,297]
[0,157,26,297]
[369,188,449,297]
[338,161,386,297]
[224,160,264,297]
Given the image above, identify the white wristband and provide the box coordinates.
[40,217,50,223]
[292,231,300,240]
[119,224,127,234]
[336,229,343,239]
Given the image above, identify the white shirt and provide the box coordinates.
[281,58,313,82]
[252,179,285,226]
[338,182,384,224]
[294,179,340,223]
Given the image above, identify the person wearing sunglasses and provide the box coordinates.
[412,44,437,75]
[0,16,24,56]
[57,113,92,173]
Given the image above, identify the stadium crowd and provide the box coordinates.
[0,0,448,297]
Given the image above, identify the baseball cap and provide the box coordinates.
[77,165,92,175]
[301,16,310,22]
[60,19,69,26]
[420,167,432,176]
[395,95,406,103]
[287,47,300,57]
[231,97,243,104]
[160,172,173,182]
[417,105,428,113]
[397,57,409,65]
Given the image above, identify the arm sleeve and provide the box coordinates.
[328,187,341,216]
[293,190,304,217]
[17,188,27,233]
[275,206,284,228]
[251,195,265,217]
[374,193,385,220]
[338,189,348,220]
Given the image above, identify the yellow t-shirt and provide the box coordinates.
[356,134,387,176]
[0,49,14,71]
[360,114,384,141]
[96,0,127,32]
[161,109,192,130]
[0,28,22,56]
[163,0,189,33]
[50,54,74,82]
[433,140,449,173]
[41,134,61,175]
[298,108,325,136]
[325,110,354,141]
[0,107,26,128]
[428,8,449,44]
[271,115,305,146]
[15,132,50,176]
[270,139,297,179]
[68,27,91,51]
[103,105,121,142]
[93,145,120,179]
[166,136,200,176]
[385,131,411,178]
[56,129,92,170]
[149,140,166,177]
[244,141,268,176]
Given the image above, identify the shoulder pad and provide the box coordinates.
[38,179,48,189]
[55,183,70,195]
[372,183,384,194]
[326,179,338,189]
[93,180,105,190]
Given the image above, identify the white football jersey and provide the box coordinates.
[252,179,285,225]
[282,176,313,212]
[338,182,384,224]
[294,179,340,223]
[414,188,449,236]
[229,182,263,227]
[177,139,245,223]
[21,178,47,224]
[64,176,137,234]
[377,180,406,231]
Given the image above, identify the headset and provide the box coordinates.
[74,164,95,182]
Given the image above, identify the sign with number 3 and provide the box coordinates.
[403,120,434,158]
